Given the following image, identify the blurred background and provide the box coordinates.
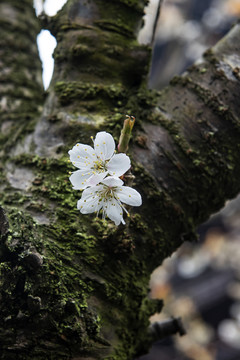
[138,1,240,359]
[33,1,240,359]
[139,0,240,89]
[137,196,240,360]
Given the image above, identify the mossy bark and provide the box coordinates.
[0,1,240,359]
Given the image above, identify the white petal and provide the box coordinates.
[101,176,123,187]
[104,197,123,225]
[115,186,142,206]
[69,143,96,169]
[107,153,131,176]
[94,132,115,161]
[85,171,108,187]
[69,170,93,190]
[77,186,104,214]
[81,185,103,200]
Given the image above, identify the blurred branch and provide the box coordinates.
[151,0,164,45]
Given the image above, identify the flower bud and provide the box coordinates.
[118,115,135,153]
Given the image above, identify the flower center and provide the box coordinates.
[98,185,115,201]
[93,159,107,172]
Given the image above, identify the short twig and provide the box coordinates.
[149,317,186,340]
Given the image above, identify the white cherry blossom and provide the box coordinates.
[77,177,142,225]
[69,132,131,190]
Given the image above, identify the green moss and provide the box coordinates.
[1,141,190,359]
[55,81,127,106]
[0,205,105,358]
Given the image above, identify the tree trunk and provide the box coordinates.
[0,1,240,359]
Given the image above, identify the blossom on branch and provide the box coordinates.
[68,126,142,226]
[77,177,142,225]
[69,131,130,190]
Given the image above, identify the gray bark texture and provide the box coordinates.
[0,0,240,359]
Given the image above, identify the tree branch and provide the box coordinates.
[134,22,240,231]
[0,0,44,152]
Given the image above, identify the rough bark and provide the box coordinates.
[0,0,240,359]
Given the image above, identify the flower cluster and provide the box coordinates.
[69,131,142,225]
